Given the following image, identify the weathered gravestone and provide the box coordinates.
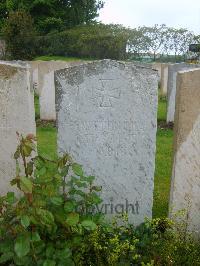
[169,68,200,235]
[28,61,43,94]
[38,61,82,121]
[0,62,36,195]
[152,63,161,82]
[167,63,200,123]
[55,60,158,225]
[160,63,169,96]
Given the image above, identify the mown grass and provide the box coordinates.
[153,128,173,217]
[37,126,57,161]
[34,55,86,62]
[36,88,173,218]
[153,94,173,217]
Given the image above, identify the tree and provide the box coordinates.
[3,10,36,59]
[139,24,167,61]
[127,28,151,58]
[0,0,104,34]
[166,27,194,61]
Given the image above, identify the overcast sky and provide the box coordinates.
[98,0,200,34]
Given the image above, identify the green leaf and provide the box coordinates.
[22,143,33,157]
[14,146,20,160]
[56,247,72,259]
[36,209,54,226]
[92,186,102,192]
[64,201,76,213]
[20,176,33,193]
[81,220,97,231]
[10,178,18,186]
[60,165,69,177]
[31,232,41,242]
[6,192,16,204]
[43,259,56,266]
[38,167,47,176]
[0,252,14,263]
[66,213,79,226]
[13,255,31,265]
[86,176,95,183]
[0,240,13,253]
[58,259,74,266]
[27,161,34,176]
[21,215,30,228]
[46,244,55,258]
[72,163,83,176]
[50,196,63,206]
[14,234,30,258]
[88,192,102,204]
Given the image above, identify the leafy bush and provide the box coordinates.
[2,10,36,60]
[36,24,128,60]
[0,135,200,265]
[0,135,141,265]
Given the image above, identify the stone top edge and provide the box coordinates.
[55,59,157,75]
[178,67,200,74]
[0,60,31,69]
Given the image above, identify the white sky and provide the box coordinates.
[98,0,200,34]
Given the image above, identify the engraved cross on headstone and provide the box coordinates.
[96,79,121,107]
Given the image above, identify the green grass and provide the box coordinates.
[153,128,173,217]
[36,92,173,218]
[34,55,85,62]
[157,97,167,122]
[34,94,40,120]
[37,125,57,160]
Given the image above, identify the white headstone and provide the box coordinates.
[169,68,200,235]
[55,60,158,225]
[160,63,169,96]
[167,63,200,123]
[38,61,82,121]
[0,62,36,195]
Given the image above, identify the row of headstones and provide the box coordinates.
[30,60,199,125]
[0,60,199,235]
[152,62,200,123]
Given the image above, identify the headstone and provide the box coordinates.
[28,61,43,94]
[38,61,82,121]
[167,63,200,123]
[0,62,36,195]
[55,60,158,225]
[160,63,169,96]
[152,63,162,81]
[169,68,200,235]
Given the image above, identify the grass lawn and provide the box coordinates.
[34,55,88,62]
[36,90,173,218]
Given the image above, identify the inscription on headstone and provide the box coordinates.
[55,60,158,224]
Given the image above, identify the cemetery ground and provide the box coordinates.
[2,60,200,265]
[35,89,173,219]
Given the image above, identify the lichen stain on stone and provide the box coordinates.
[0,65,18,79]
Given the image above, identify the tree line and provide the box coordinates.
[0,0,199,60]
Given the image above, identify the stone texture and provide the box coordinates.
[167,63,200,123]
[169,68,200,235]
[160,63,169,96]
[0,62,36,195]
[152,63,162,81]
[28,61,43,94]
[55,60,158,225]
[38,61,82,121]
